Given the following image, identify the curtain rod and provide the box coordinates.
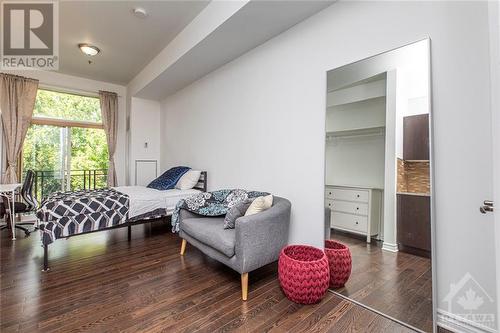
[38,83,123,98]
[0,72,39,83]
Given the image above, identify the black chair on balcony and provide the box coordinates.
[0,170,39,236]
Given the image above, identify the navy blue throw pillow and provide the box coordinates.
[147,166,191,190]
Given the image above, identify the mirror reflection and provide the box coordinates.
[324,39,433,332]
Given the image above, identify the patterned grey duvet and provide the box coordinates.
[37,188,129,246]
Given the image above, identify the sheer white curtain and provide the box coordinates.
[0,73,39,183]
[99,90,118,187]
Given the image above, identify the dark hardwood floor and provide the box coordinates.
[330,233,433,332]
[1,219,419,332]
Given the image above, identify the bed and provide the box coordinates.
[115,186,201,222]
[38,171,207,271]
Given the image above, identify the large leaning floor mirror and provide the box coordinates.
[324,39,434,332]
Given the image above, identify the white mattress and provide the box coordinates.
[113,186,200,218]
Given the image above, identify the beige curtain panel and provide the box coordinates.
[0,73,39,183]
[99,90,118,187]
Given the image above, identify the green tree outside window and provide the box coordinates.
[23,90,109,199]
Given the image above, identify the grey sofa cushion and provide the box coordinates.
[181,217,236,257]
[223,199,254,229]
[179,196,292,274]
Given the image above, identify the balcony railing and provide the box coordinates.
[28,169,108,201]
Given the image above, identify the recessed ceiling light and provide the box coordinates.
[132,7,148,18]
[78,43,100,56]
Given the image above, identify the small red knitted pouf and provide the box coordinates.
[324,240,352,288]
[278,245,330,304]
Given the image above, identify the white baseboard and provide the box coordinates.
[437,309,497,333]
[382,242,398,252]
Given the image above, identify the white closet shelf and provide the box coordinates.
[326,126,385,139]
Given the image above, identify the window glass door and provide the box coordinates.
[23,124,68,198]
[22,89,108,200]
[69,127,108,190]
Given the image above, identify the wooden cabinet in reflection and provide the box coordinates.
[403,114,429,161]
[397,194,431,257]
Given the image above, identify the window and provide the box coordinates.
[32,89,102,122]
[22,89,109,199]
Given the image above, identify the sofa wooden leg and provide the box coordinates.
[241,273,249,301]
[180,239,187,255]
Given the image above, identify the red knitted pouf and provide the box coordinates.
[278,245,330,304]
[324,240,352,288]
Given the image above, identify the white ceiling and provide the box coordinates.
[135,0,335,99]
[58,1,209,85]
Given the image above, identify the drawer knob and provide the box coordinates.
[329,192,332,195]
[355,221,359,225]
[356,194,360,198]
[356,207,359,210]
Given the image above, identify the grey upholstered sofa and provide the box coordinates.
[179,196,291,300]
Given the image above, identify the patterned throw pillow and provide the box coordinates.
[147,166,190,190]
[223,199,254,229]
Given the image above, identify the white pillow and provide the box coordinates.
[245,195,273,216]
[175,170,202,190]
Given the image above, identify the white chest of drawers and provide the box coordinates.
[325,185,382,243]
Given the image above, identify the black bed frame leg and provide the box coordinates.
[128,225,131,241]
[42,244,49,272]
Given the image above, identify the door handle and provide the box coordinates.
[480,200,494,214]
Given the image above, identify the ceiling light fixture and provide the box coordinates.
[78,43,100,56]
[132,7,148,18]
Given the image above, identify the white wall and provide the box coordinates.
[0,70,128,185]
[129,97,161,185]
[159,1,496,329]
[325,135,385,188]
[394,60,431,159]
[383,70,399,251]
[325,97,386,188]
[325,97,386,132]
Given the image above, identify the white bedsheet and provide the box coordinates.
[113,186,200,218]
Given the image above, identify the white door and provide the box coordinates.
[491,0,500,327]
[441,4,499,331]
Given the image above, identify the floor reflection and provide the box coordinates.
[329,232,433,332]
